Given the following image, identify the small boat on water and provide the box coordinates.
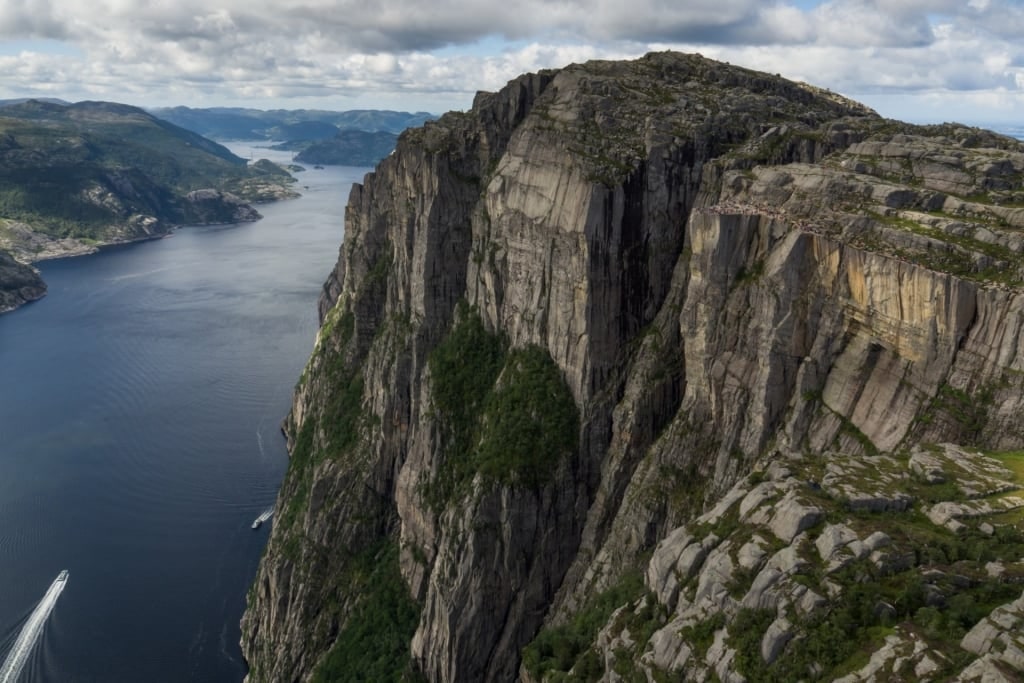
[251,508,274,530]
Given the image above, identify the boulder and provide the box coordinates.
[768,492,823,543]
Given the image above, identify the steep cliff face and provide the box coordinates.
[242,52,1024,682]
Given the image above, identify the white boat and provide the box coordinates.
[251,508,273,530]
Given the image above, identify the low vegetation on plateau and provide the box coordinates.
[527,445,1024,682]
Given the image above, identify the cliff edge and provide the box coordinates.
[242,51,1024,682]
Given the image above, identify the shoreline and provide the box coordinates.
[0,211,275,316]
[27,230,172,264]
[0,154,307,316]
[1,220,173,266]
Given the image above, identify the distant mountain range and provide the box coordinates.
[150,106,434,141]
[0,99,298,312]
[150,106,436,166]
[0,97,71,107]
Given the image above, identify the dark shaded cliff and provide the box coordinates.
[243,52,1024,682]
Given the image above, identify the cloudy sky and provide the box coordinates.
[1,0,1023,126]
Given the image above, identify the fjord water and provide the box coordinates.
[0,145,366,682]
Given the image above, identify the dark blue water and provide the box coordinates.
[0,145,366,682]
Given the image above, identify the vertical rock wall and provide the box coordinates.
[241,52,1024,682]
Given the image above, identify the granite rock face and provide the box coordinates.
[241,52,1024,682]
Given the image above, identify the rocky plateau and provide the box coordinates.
[241,52,1024,682]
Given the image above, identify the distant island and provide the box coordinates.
[287,130,398,166]
[151,106,434,166]
[0,99,299,313]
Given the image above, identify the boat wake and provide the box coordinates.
[255,420,265,458]
[251,508,273,530]
[107,266,175,283]
[0,570,69,683]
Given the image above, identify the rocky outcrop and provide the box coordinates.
[184,189,262,224]
[961,591,1024,673]
[0,248,45,313]
[241,51,1024,682]
[0,219,105,262]
[613,445,1024,681]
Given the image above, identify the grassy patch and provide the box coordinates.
[918,382,992,446]
[732,259,765,289]
[364,243,392,288]
[475,346,579,488]
[729,584,905,681]
[989,450,1024,487]
[719,488,1024,681]
[322,352,365,456]
[426,304,579,507]
[278,307,364,542]
[728,608,780,680]
[521,571,646,681]
[276,420,316,541]
[679,613,726,659]
[315,306,372,458]
[424,303,507,508]
[838,416,879,456]
[310,541,421,683]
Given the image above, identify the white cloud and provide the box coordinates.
[0,0,1021,125]
[811,0,935,47]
